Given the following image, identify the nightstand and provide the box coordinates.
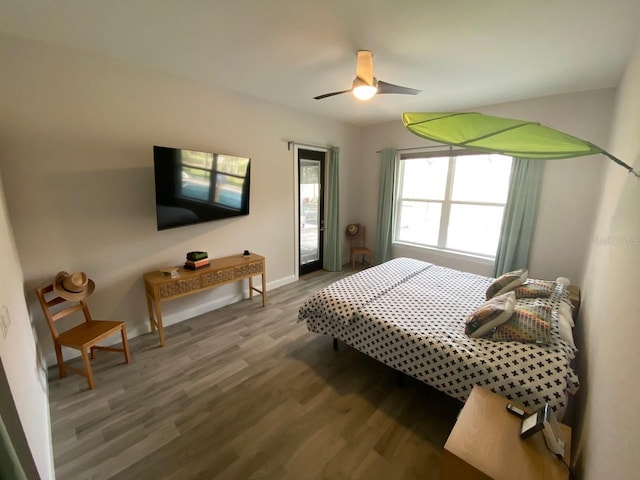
[439,386,571,480]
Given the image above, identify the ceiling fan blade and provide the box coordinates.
[313,89,352,100]
[315,51,420,100]
[377,80,421,95]
[355,50,374,84]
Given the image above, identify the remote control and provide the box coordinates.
[506,403,526,418]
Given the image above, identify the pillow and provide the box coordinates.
[514,279,556,299]
[492,301,552,344]
[486,269,528,300]
[558,311,577,350]
[559,301,575,327]
[465,292,516,338]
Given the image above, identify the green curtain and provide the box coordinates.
[493,157,543,276]
[324,146,342,271]
[375,148,396,264]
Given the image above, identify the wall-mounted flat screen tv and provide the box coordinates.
[153,145,251,231]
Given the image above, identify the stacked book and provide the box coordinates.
[184,251,210,270]
[160,267,179,278]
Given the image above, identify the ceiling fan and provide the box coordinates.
[314,50,421,101]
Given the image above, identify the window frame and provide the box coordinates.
[393,149,513,259]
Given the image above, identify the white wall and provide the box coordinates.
[0,170,54,479]
[576,37,640,479]
[359,89,614,282]
[0,33,360,364]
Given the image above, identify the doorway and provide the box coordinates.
[298,149,325,276]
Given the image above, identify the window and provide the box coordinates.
[394,151,513,257]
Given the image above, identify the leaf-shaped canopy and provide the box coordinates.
[402,112,636,174]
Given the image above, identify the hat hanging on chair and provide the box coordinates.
[346,224,360,237]
[53,271,95,301]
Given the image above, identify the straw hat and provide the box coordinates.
[53,271,95,301]
[345,224,360,237]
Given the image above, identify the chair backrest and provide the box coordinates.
[35,284,93,340]
[345,223,367,248]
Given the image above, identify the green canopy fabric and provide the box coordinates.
[402,112,637,175]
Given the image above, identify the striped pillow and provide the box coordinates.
[492,301,552,344]
[514,280,556,299]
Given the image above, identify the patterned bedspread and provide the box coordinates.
[298,258,579,417]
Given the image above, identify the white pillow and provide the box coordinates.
[465,292,516,338]
[559,302,574,327]
[558,309,576,349]
[486,269,528,300]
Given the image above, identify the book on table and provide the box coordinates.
[184,262,210,270]
[185,258,210,268]
[160,267,179,278]
[186,251,208,261]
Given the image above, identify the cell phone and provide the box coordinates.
[506,403,526,418]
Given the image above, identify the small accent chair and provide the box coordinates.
[345,223,374,269]
[36,283,131,390]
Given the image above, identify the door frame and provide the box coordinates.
[293,145,328,278]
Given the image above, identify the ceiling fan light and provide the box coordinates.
[353,85,378,100]
[352,77,378,100]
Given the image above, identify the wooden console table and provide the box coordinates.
[143,253,266,346]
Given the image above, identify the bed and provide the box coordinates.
[298,258,579,417]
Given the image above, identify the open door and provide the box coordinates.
[298,149,325,275]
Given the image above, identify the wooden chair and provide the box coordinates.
[36,284,131,389]
[345,223,374,269]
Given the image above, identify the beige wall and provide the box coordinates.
[359,89,614,282]
[0,34,360,365]
[0,170,53,479]
[576,37,640,479]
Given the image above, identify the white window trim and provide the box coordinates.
[393,240,496,266]
[392,150,511,259]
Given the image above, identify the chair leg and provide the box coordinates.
[81,348,95,390]
[121,325,131,364]
[54,343,66,379]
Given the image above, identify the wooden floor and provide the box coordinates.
[48,268,463,480]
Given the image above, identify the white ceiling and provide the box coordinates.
[1,0,639,126]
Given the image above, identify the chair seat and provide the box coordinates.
[346,224,373,269]
[350,246,374,269]
[58,320,125,349]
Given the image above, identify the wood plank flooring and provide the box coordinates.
[48,268,463,480]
